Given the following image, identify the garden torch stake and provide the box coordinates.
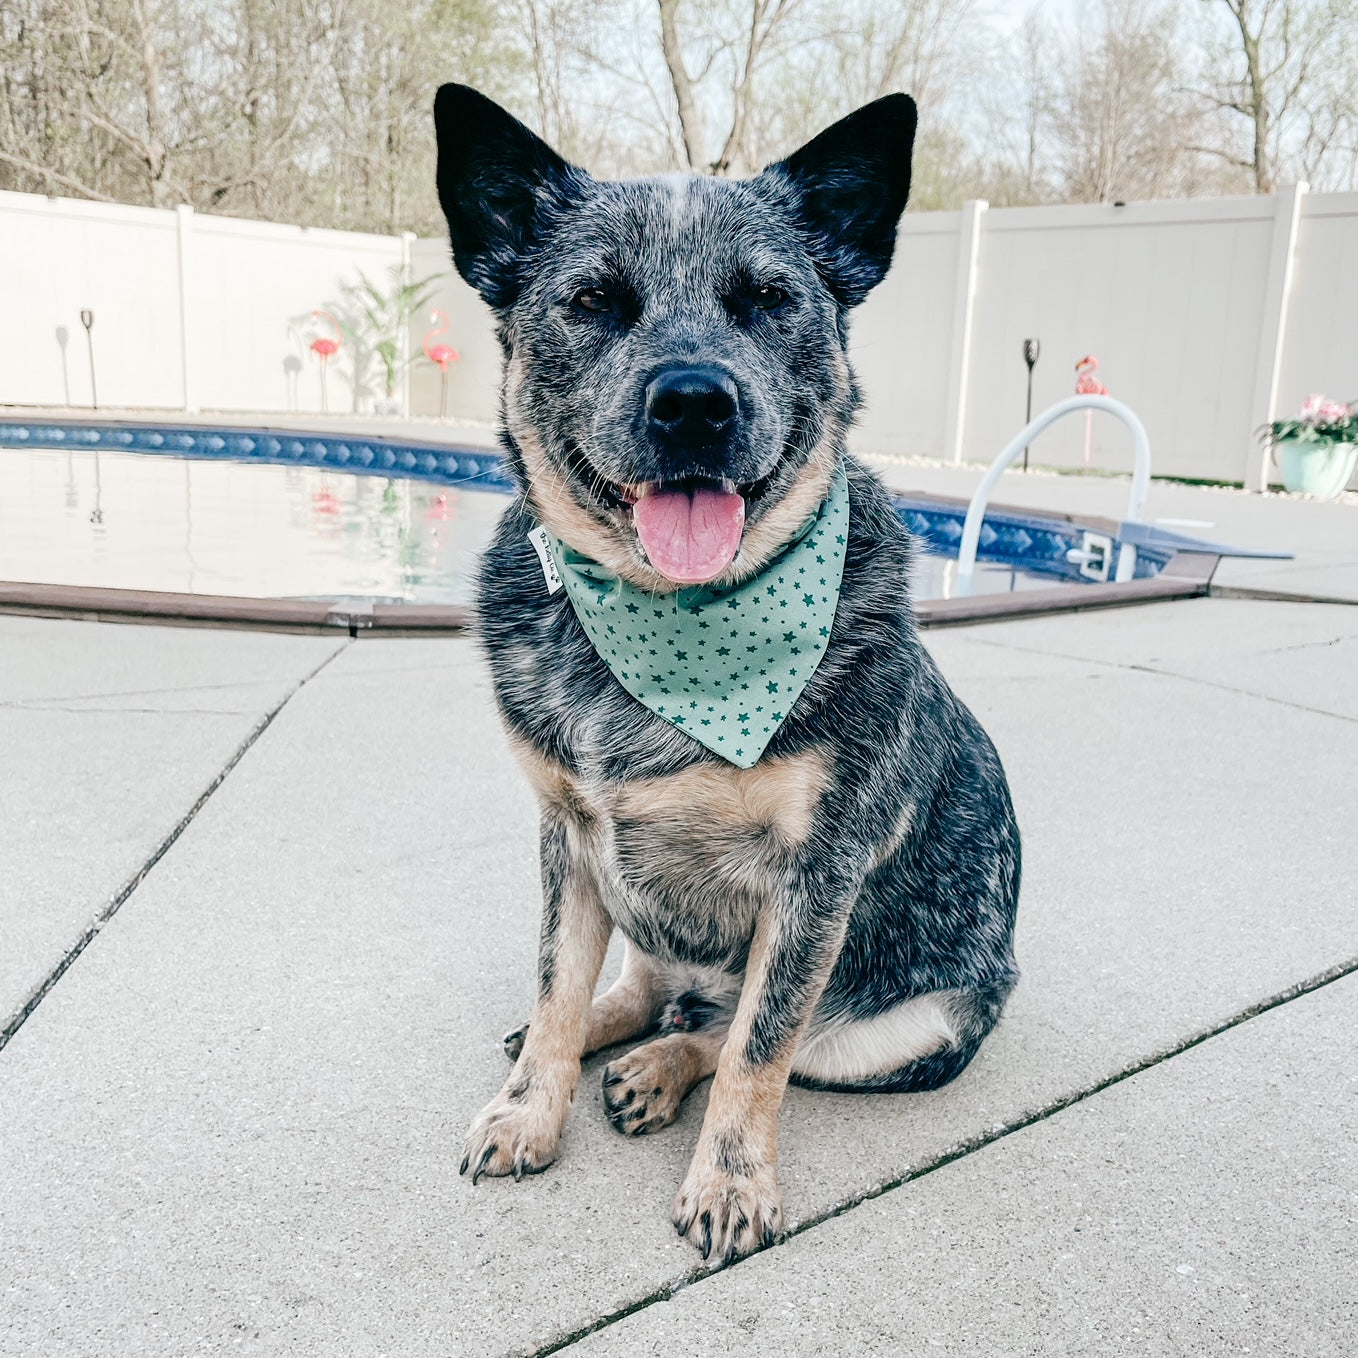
[1022,338,1040,471]
[80,309,98,410]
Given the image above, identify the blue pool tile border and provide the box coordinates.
[0,418,518,495]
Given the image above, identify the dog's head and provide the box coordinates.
[434,85,915,589]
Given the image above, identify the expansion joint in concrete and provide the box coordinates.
[0,641,351,1055]
[1123,663,1358,725]
[962,633,1357,726]
[530,952,1358,1358]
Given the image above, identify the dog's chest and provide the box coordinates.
[513,739,829,969]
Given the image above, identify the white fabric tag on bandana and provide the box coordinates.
[527,525,563,595]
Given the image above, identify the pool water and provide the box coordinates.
[1,447,1079,604]
[2,448,501,605]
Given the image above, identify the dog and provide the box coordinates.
[435,83,1020,1263]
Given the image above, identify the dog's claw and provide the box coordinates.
[601,1069,623,1089]
[458,1153,470,1176]
[472,1144,496,1185]
[700,1211,713,1260]
[503,1023,529,1062]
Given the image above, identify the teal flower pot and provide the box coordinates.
[1276,439,1358,499]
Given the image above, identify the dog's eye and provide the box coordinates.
[573,288,611,314]
[751,284,788,311]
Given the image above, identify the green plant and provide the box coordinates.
[1263,394,1357,448]
[336,267,444,401]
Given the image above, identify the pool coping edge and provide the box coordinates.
[0,554,1219,635]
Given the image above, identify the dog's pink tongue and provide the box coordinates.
[633,485,745,584]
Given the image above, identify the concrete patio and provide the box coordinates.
[2,476,1355,1355]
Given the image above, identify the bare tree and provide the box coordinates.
[0,0,512,231]
[656,0,706,167]
[654,0,811,174]
[7,0,1358,230]
[1199,0,1358,191]
[1047,0,1206,202]
[733,0,983,193]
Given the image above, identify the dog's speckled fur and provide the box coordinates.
[437,84,1020,1261]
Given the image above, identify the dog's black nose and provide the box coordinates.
[645,367,738,447]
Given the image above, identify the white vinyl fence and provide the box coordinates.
[3,185,1356,489]
[0,191,407,416]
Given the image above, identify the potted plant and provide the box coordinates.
[335,267,444,416]
[1263,394,1358,499]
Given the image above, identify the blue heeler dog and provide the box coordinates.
[436,84,1020,1263]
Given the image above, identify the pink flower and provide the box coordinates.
[1298,393,1352,425]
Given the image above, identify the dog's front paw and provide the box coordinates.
[459,1087,564,1184]
[671,1150,782,1262]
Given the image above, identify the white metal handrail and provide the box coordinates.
[955,395,1152,594]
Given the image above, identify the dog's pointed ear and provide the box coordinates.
[434,84,580,310]
[761,94,917,308]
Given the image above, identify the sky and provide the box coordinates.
[989,0,1080,32]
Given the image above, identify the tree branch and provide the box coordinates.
[0,149,121,202]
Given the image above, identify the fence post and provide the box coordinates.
[942,199,987,465]
[1247,182,1307,491]
[175,204,197,412]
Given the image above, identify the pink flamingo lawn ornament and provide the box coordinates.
[309,310,343,414]
[422,309,461,417]
[1074,355,1108,468]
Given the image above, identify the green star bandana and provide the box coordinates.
[541,463,849,768]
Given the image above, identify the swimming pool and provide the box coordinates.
[0,420,1174,610]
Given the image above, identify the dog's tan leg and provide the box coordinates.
[671,898,850,1261]
[601,1027,726,1136]
[584,942,668,1053]
[503,940,666,1062]
[460,814,610,1182]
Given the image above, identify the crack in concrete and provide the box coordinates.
[528,954,1358,1358]
[955,634,1357,725]
[0,642,352,1054]
[1123,664,1358,725]
[0,671,334,709]
[2,704,254,716]
[1252,633,1354,658]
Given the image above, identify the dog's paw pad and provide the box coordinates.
[503,1022,529,1062]
[601,1052,685,1136]
[672,1158,781,1263]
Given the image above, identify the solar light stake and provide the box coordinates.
[80,309,98,410]
[1021,338,1040,471]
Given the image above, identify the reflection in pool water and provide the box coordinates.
[1,447,1076,604]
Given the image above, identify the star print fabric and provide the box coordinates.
[547,463,849,768]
